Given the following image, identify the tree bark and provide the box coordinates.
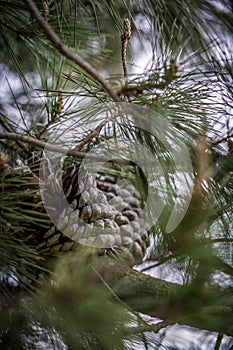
[104,265,233,336]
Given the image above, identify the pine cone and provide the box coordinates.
[25,161,150,265]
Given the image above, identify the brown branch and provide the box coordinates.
[72,122,105,152]
[71,112,113,152]
[23,0,121,102]
[107,266,233,336]
[0,132,135,165]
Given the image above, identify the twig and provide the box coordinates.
[121,18,131,85]
[71,112,113,152]
[23,0,121,102]
[0,132,135,165]
[72,122,105,152]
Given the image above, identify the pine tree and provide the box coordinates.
[0,1,233,349]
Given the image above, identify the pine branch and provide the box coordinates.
[0,132,134,165]
[23,0,121,102]
[108,266,233,336]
